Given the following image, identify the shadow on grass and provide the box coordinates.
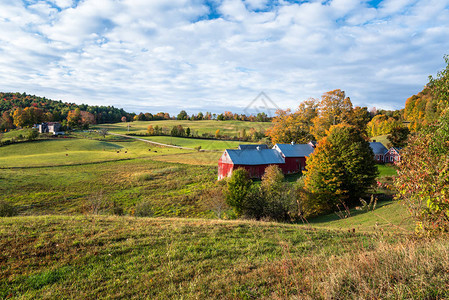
[307,200,394,225]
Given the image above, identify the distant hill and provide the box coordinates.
[0,92,131,124]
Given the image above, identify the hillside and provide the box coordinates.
[1,215,447,299]
[0,92,130,124]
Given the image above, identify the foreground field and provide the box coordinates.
[1,216,447,299]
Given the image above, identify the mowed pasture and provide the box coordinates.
[134,135,241,150]
[95,120,272,137]
[0,138,190,168]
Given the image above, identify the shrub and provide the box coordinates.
[134,201,154,217]
[225,168,252,216]
[0,200,17,217]
[395,110,449,233]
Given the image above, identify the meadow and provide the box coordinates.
[1,126,434,299]
[1,216,447,299]
[95,120,272,137]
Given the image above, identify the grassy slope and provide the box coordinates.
[0,138,191,168]
[1,216,448,299]
[135,135,241,150]
[96,120,272,137]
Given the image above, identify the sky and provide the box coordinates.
[0,0,448,115]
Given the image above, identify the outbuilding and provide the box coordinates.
[272,142,315,174]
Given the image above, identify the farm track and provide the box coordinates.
[108,132,221,152]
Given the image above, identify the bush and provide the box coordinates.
[0,200,17,217]
[225,168,252,216]
[134,201,154,217]
[395,110,449,233]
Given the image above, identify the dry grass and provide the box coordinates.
[1,216,448,299]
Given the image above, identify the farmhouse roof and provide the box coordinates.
[238,144,269,150]
[225,149,285,165]
[274,143,315,158]
[369,142,388,155]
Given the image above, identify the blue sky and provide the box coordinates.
[0,0,448,115]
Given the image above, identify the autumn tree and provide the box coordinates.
[395,110,449,233]
[310,89,353,140]
[266,99,318,144]
[428,54,449,114]
[304,124,378,216]
[147,125,155,135]
[0,111,13,130]
[366,114,402,137]
[348,106,371,136]
[67,108,95,129]
[121,116,127,122]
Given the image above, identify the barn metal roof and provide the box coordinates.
[369,142,388,155]
[238,144,269,150]
[226,149,285,165]
[274,143,314,158]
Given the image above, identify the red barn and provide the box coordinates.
[218,147,285,180]
[272,142,315,174]
[218,142,315,180]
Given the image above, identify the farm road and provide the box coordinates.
[108,132,197,150]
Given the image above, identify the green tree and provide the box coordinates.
[387,126,410,148]
[304,124,378,216]
[260,165,293,221]
[177,110,188,120]
[225,168,252,216]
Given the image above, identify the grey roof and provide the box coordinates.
[274,143,315,157]
[369,142,388,155]
[238,144,269,150]
[226,149,285,165]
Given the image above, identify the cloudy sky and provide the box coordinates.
[1,0,448,115]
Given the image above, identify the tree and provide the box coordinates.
[225,168,252,216]
[186,127,191,137]
[177,110,188,120]
[387,126,410,148]
[0,112,13,130]
[395,110,449,233]
[348,106,371,136]
[260,165,292,221]
[304,124,378,216]
[266,99,318,144]
[147,125,155,135]
[121,116,127,122]
[310,90,353,140]
[67,108,95,129]
[428,54,449,114]
[366,114,402,137]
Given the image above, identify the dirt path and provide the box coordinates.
[108,133,196,150]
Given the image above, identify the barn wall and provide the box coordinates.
[282,157,306,174]
[218,160,234,180]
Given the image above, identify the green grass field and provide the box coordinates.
[95,120,272,137]
[0,138,190,168]
[2,130,436,299]
[135,135,241,150]
[1,216,447,299]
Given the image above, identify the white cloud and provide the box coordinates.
[0,0,448,114]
